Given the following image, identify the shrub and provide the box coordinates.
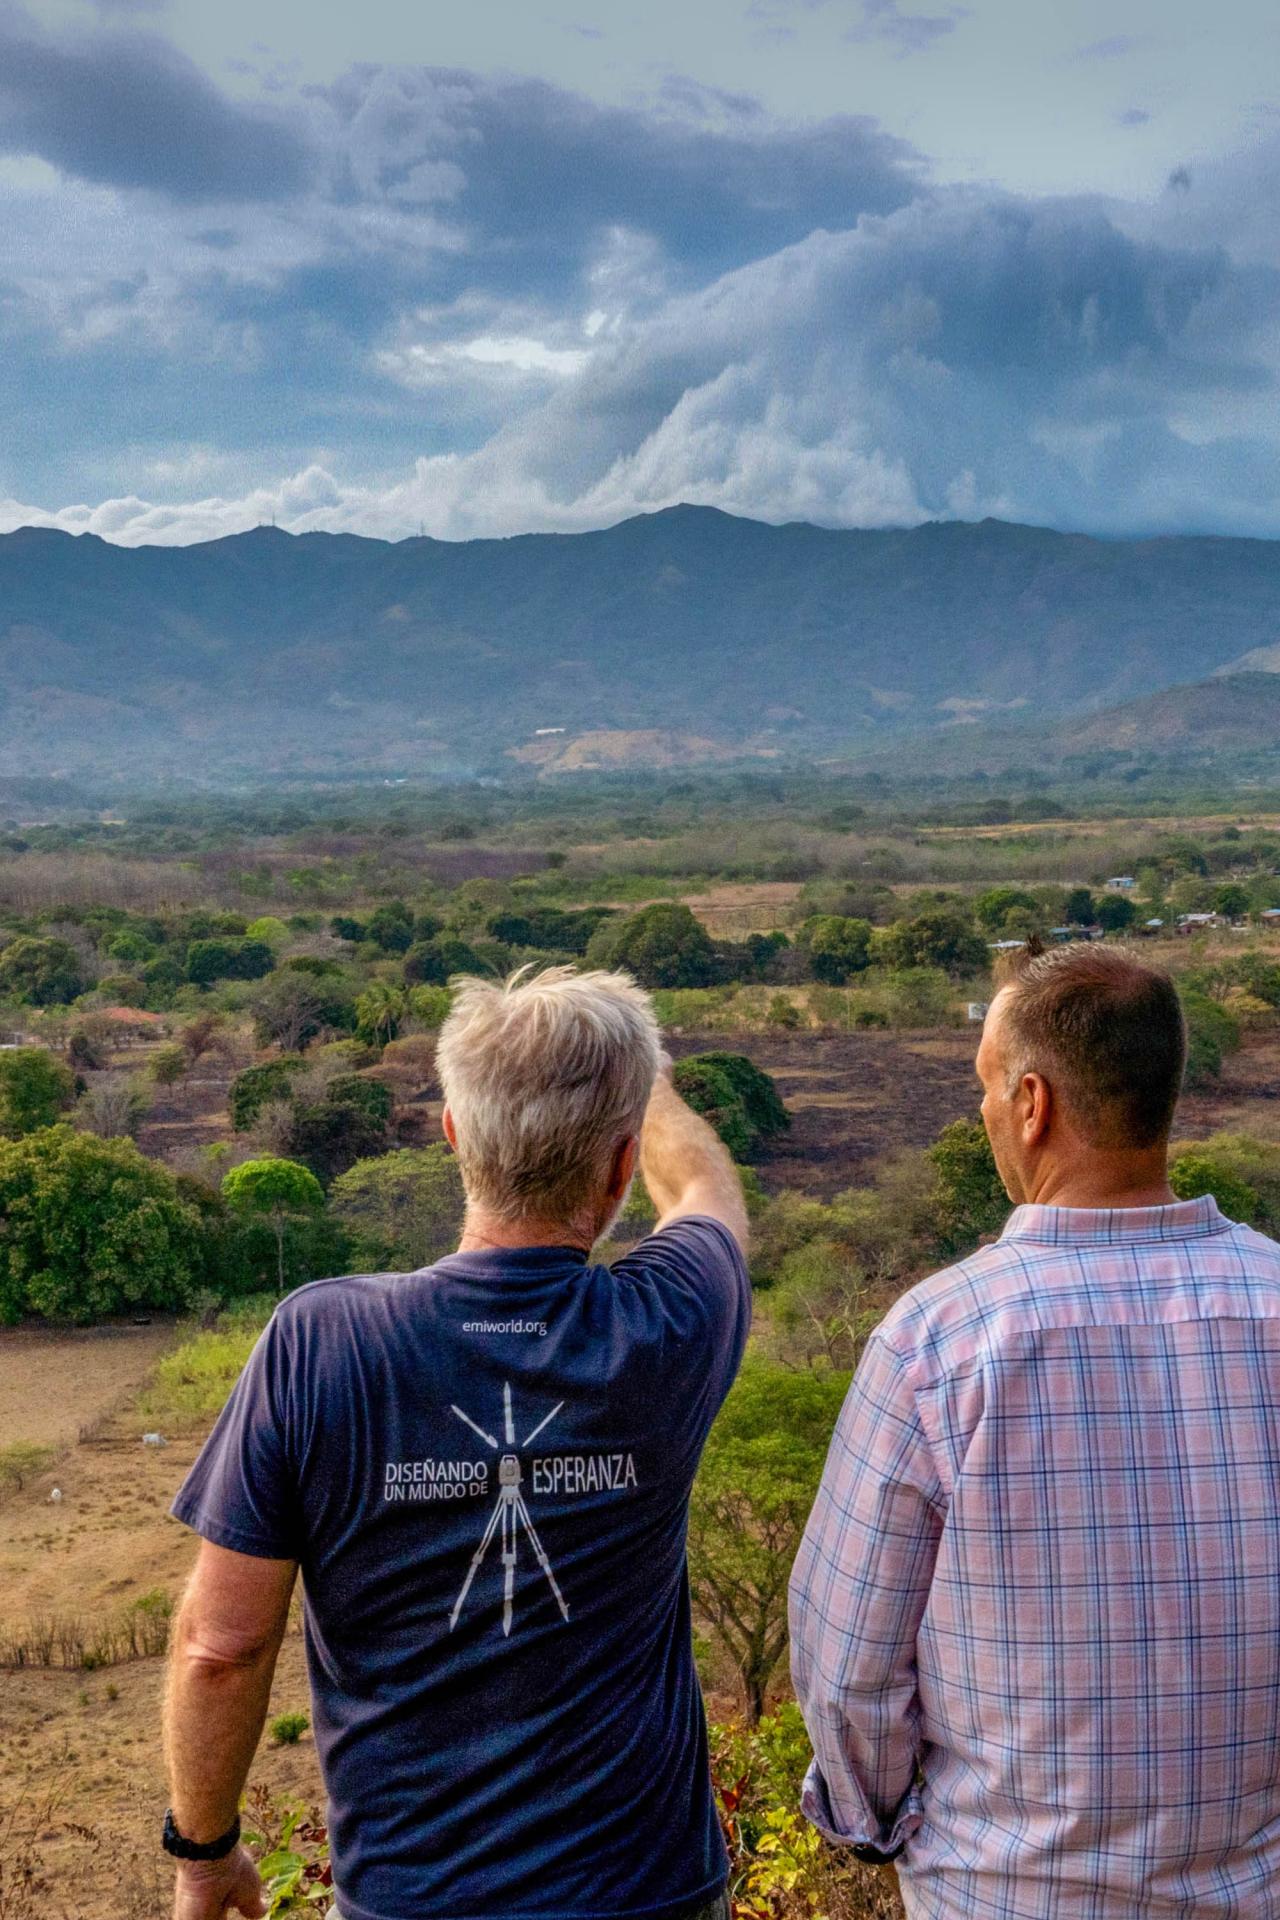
[875,966,955,1028]
[135,1306,273,1426]
[680,1068,752,1160]
[269,1711,310,1747]
[928,1118,1009,1258]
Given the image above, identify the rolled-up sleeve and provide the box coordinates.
[788,1332,945,1855]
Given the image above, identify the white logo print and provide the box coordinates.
[449,1382,571,1638]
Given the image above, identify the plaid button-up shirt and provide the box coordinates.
[789,1195,1280,1919]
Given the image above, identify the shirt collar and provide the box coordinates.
[1000,1193,1229,1247]
[429,1242,591,1277]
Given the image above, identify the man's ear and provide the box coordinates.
[442,1105,458,1153]
[1020,1073,1052,1146]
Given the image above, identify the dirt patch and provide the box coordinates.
[668,1027,982,1197]
[0,1321,178,1451]
[0,1632,321,1920]
[1173,1028,1280,1145]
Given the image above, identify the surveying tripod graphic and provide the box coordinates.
[449,1383,570,1638]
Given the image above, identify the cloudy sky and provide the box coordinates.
[1,0,1278,544]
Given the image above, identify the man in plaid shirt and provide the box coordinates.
[790,942,1280,1918]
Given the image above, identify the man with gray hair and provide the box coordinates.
[163,966,750,1920]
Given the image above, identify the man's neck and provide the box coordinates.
[1020,1152,1176,1212]
[457,1208,596,1255]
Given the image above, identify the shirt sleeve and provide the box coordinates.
[788,1331,945,1855]
[170,1310,302,1561]
[610,1214,752,1412]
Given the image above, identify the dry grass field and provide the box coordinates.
[0,1323,177,1452]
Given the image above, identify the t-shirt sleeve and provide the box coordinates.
[170,1311,301,1561]
[611,1214,752,1419]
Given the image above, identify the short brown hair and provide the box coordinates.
[996,943,1185,1149]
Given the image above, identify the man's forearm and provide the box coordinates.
[640,1073,748,1246]
[164,1619,283,1841]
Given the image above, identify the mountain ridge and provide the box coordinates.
[2,505,1278,782]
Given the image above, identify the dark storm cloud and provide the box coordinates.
[318,67,924,294]
[0,4,313,199]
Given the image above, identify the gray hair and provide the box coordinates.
[435,965,662,1223]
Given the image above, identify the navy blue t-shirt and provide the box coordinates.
[172,1216,750,1920]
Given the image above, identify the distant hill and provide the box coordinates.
[1,506,1278,781]
[1058,671,1280,756]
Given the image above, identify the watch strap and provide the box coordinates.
[162,1809,241,1862]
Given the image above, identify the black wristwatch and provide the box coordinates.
[162,1809,241,1862]
[851,1840,904,1864]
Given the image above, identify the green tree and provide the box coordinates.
[928,1118,1009,1258]
[0,1126,203,1323]
[286,1090,390,1185]
[0,936,86,1006]
[974,887,1039,932]
[407,984,453,1029]
[0,1047,75,1137]
[403,937,482,987]
[1214,882,1251,921]
[1169,1150,1258,1224]
[688,1361,851,1721]
[222,1158,325,1293]
[329,1144,466,1268]
[185,938,276,986]
[801,916,873,985]
[149,1042,188,1086]
[355,981,410,1045]
[1095,895,1137,933]
[587,903,721,989]
[876,913,988,978]
[1063,887,1096,927]
[365,901,415,953]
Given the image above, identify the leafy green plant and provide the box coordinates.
[242,1789,331,1915]
[269,1711,310,1747]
